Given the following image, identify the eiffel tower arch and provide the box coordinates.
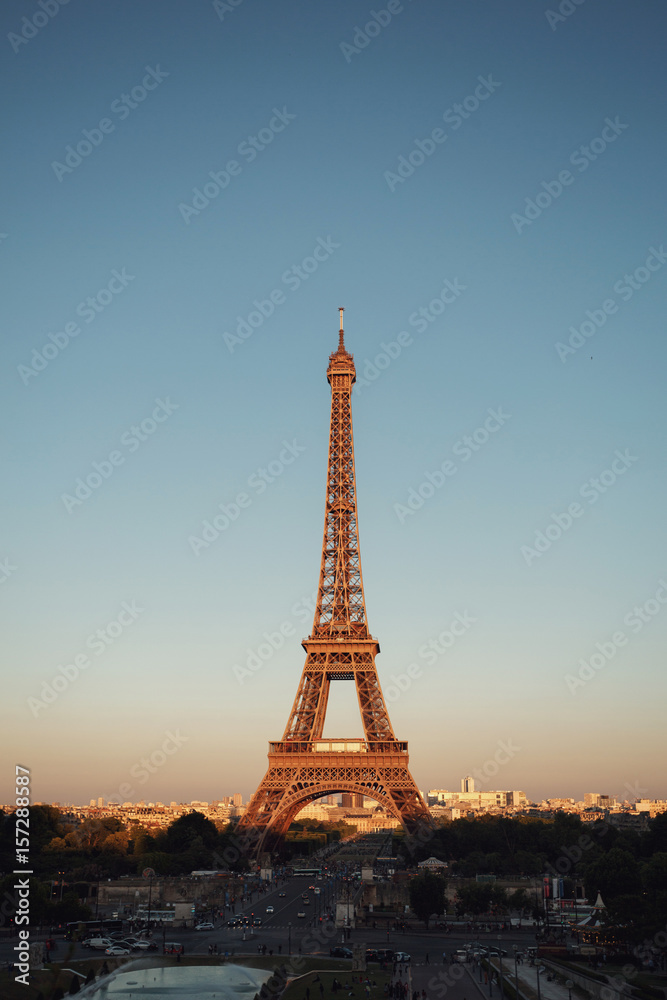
[238,310,432,856]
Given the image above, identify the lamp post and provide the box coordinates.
[288,921,292,956]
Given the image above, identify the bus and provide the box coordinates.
[293,868,322,878]
[65,919,123,940]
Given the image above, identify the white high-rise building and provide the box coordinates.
[461,776,475,793]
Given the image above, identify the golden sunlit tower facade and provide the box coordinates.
[238,310,431,855]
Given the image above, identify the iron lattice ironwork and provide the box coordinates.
[238,310,431,855]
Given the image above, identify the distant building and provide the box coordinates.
[461,776,475,793]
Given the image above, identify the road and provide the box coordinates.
[0,874,538,968]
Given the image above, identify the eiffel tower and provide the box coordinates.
[238,310,431,855]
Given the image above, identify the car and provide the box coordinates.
[308,884,315,890]
[278,892,286,897]
[163,942,184,955]
[105,945,131,956]
[297,911,306,918]
[330,946,352,958]
[395,952,411,964]
[302,897,310,905]
[195,922,214,931]
[252,918,262,927]
[452,950,468,964]
[132,940,156,951]
[85,937,113,950]
[314,888,320,894]
[227,917,240,927]
[266,905,274,913]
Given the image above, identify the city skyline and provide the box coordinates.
[3,2,666,808]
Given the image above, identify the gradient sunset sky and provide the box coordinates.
[2,0,666,807]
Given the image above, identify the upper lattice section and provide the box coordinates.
[311,310,369,639]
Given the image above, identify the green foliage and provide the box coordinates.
[582,847,640,902]
[164,811,219,851]
[408,872,446,928]
[455,881,508,917]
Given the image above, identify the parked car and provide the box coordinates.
[105,945,131,956]
[266,906,274,913]
[195,922,214,931]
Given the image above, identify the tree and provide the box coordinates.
[408,872,446,929]
[164,812,219,852]
[456,882,490,917]
[583,847,640,903]
[508,888,531,914]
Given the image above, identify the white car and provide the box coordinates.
[86,937,113,950]
[266,905,274,913]
[195,922,214,931]
[105,945,131,956]
[297,910,306,918]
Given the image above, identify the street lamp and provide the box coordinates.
[288,921,292,956]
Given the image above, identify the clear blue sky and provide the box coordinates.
[2,0,666,807]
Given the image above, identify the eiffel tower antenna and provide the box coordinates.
[238,310,432,856]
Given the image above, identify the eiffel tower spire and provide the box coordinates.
[238,310,431,856]
[312,306,368,640]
